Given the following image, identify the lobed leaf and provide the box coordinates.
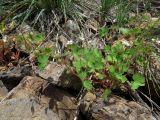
[83,80,93,90]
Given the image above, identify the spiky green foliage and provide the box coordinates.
[0,0,88,32]
[12,0,76,20]
[100,0,153,26]
[101,0,117,13]
[101,0,130,26]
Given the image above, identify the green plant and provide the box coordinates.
[101,0,153,26]
[105,42,129,82]
[99,26,109,38]
[71,46,104,90]
[101,0,116,13]
[70,38,152,100]
[115,1,130,26]
[37,54,49,70]
[103,88,111,100]
[131,73,145,90]
[0,0,90,32]
[37,47,53,70]
[16,32,45,52]
[0,21,6,33]
[105,41,146,90]
[16,32,54,70]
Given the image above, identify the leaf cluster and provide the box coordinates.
[70,38,153,99]
[105,41,146,90]
[71,46,104,90]
[16,32,54,70]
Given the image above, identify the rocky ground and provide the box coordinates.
[0,1,160,119]
[0,61,160,120]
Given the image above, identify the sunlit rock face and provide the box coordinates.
[87,95,159,120]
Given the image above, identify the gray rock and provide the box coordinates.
[80,92,96,115]
[0,76,60,120]
[0,65,32,91]
[0,80,8,100]
[41,84,78,120]
[35,62,82,90]
[35,62,65,85]
[89,95,159,120]
[0,76,79,120]
[0,97,59,120]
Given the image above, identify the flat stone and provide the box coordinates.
[0,97,59,120]
[35,62,65,85]
[0,76,60,120]
[89,95,159,120]
[80,92,96,115]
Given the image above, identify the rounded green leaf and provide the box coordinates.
[107,55,113,63]
[131,81,145,90]
[37,54,49,70]
[78,72,87,80]
[132,73,145,83]
[108,65,115,75]
[115,73,127,83]
[119,27,131,35]
[83,80,93,90]
[103,88,111,100]
[131,73,145,90]
[34,33,45,42]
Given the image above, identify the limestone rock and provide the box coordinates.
[0,76,60,120]
[0,76,46,101]
[0,75,79,120]
[41,84,78,120]
[0,65,32,91]
[35,62,65,85]
[35,62,82,90]
[89,95,159,120]
[0,97,59,120]
[0,80,8,100]
[80,92,96,115]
